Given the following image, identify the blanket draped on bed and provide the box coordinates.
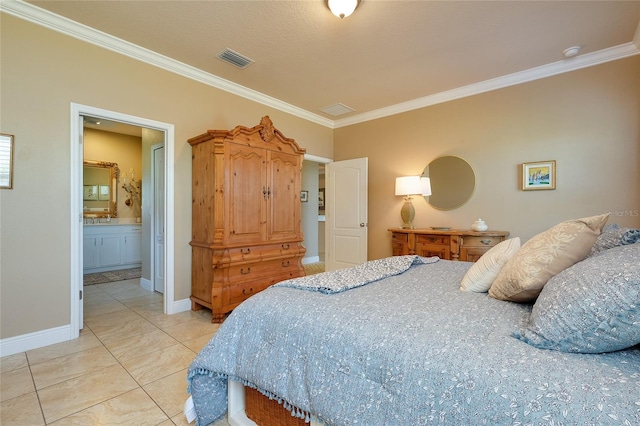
[187,259,640,426]
[274,255,438,293]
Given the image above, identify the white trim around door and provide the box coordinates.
[70,103,177,337]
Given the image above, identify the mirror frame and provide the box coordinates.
[83,160,120,218]
[422,156,476,210]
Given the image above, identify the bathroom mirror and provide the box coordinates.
[83,160,119,218]
[422,156,475,210]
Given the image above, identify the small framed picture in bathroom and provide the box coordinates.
[98,185,110,200]
[83,185,98,200]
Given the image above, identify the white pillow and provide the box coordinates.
[459,237,521,292]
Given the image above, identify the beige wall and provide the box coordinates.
[334,56,640,261]
[0,15,333,340]
[1,12,638,343]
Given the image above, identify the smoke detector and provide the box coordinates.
[563,46,582,58]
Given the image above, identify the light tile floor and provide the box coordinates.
[1,279,230,426]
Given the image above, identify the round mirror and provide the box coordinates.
[422,156,475,210]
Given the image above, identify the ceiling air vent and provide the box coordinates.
[320,103,355,117]
[216,48,254,69]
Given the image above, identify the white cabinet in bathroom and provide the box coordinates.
[123,228,142,264]
[83,224,142,273]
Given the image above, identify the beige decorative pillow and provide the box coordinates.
[460,237,521,292]
[489,213,609,302]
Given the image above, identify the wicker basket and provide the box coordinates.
[245,386,307,426]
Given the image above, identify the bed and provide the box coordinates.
[186,215,640,425]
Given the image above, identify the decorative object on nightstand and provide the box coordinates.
[472,218,488,232]
[395,176,431,229]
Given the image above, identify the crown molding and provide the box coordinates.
[0,0,335,128]
[334,42,640,128]
[2,0,638,130]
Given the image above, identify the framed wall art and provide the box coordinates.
[0,133,14,189]
[301,190,308,202]
[84,185,99,200]
[318,188,325,213]
[522,160,556,190]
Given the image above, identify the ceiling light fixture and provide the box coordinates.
[327,0,360,19]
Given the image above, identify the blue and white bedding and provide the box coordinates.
[187,256,640,425]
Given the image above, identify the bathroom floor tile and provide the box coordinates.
[0,366,35,402]
[82,307,141,329]
[0,352,28,373]
[89,316,158,344]
[182,332,216,353]
[143,368,190,418]
[47,388,168,425]
[0,392,44,426]
[26,329,101,365]
[121,343,195,386]
[104,329,178,362]
[161,318,221,343]
[38,364,138,424]
[30,345,117,390]
[82,300,129,318]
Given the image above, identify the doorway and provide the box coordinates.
[70,103,175,336]
[301,155,331,266]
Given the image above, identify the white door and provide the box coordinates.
[153,145,165,293]
[325,158,368,271]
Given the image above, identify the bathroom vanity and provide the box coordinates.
[83,223,141,273]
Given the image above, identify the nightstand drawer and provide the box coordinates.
[416,235,450,245]
[462,236,502,248]
[391,232,409,243]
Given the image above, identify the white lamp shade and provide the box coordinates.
[328,0,359,18]
[395,176,422,196]
[420,177,432,196]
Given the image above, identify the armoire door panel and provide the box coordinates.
[268,151,300,241]
[227,144,266,244]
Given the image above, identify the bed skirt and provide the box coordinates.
[185,380,325,426]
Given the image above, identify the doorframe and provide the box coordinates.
[150,142,164,294]
[70,103,176,336]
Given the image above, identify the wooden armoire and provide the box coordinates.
[188,116,307,322]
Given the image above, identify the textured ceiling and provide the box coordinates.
[19,1,640,124]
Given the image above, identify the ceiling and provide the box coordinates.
[12,1,640,126]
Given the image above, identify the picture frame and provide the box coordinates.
[98,184,111,201]
[301,190,308,202]
[0,133,14,189]
[318,188,325,212]
[83,185,99,200]
[522,160,556,190]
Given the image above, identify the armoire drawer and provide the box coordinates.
[227,269,299,306]
[227,257,300,283]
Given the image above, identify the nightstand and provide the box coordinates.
[389,228,510,262]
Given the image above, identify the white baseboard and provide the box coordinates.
[0,297,193,357]
[0,325,72,357]
[302,256,320,265]
[173,298,192,313]
[140,277,152,291]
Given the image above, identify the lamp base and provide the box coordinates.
[400,197,415,229]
